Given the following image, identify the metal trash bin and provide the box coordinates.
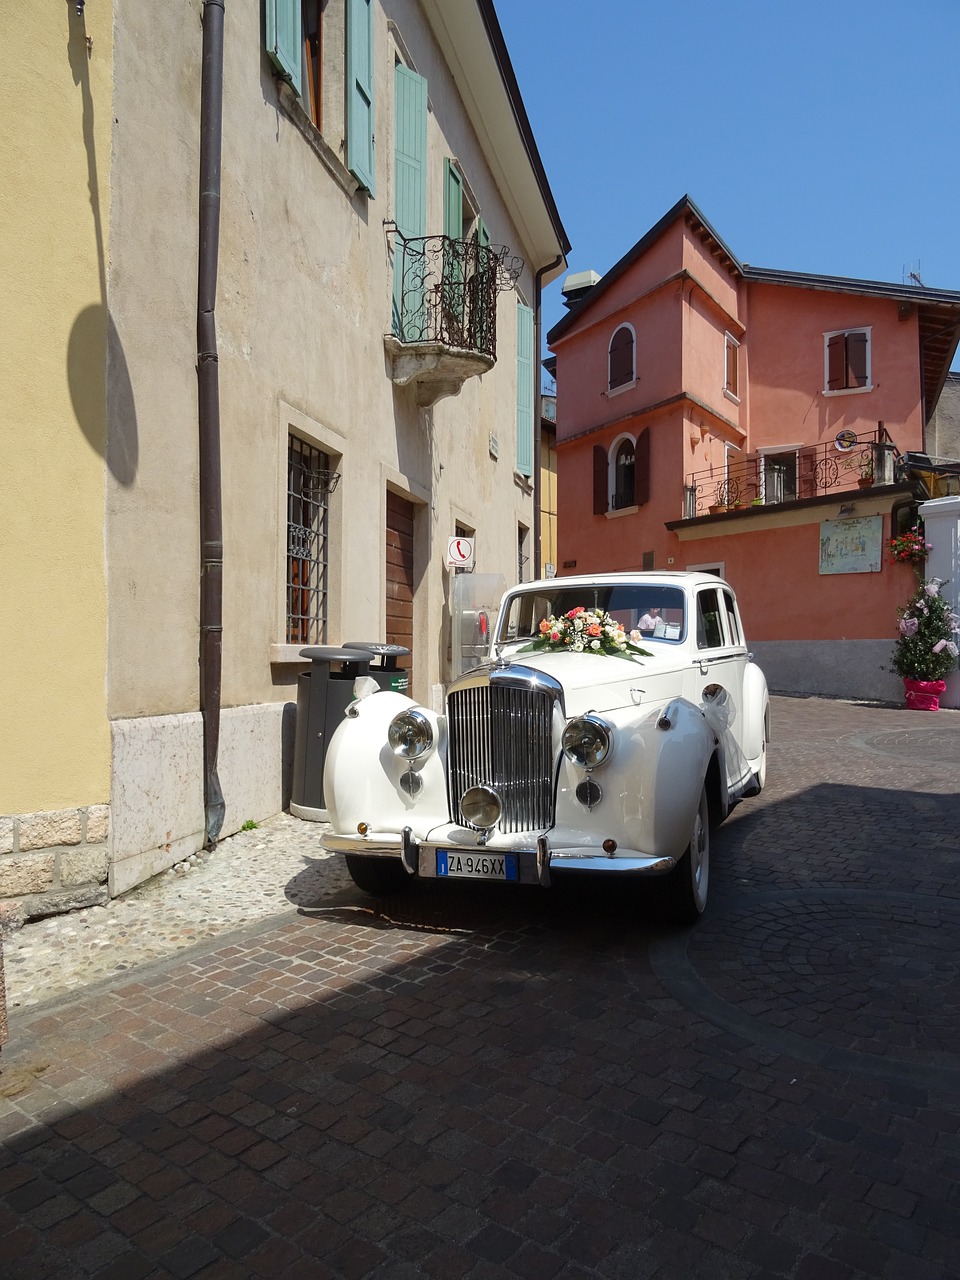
[342,642,410,693]
[290,647,373,821]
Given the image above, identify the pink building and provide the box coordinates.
[547,197,960,701]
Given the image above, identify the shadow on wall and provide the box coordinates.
[66,6,138,486]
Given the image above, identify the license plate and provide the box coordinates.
[436,851,519,881]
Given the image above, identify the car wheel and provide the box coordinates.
[658,784,709,925]
[344,855,410,896]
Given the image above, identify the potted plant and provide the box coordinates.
[890,576,959,710]
[888,525,931,566]
[841,449,875,487]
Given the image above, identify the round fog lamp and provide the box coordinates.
[459,785,502,830]
[387,709,434,759]
[562,715,612,769]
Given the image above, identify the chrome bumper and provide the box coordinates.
[321,829,677,886]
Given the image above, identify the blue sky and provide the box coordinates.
[496,0,960,368]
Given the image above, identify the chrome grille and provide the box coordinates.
[446,681,555,833]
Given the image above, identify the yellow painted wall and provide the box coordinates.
[0,4,111,811]
[540,423,558,571]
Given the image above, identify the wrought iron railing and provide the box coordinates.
[388,229,522,361]
[684,427,900,517]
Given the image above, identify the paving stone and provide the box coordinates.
[1,698,959,1276]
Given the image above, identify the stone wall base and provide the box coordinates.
[749,639,905,704]
[1,700,297,926]
[0,804,111,930]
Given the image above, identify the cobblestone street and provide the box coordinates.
[1,695,959,1279]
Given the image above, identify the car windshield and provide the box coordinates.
[499,584,687,644]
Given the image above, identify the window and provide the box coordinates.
[762,450,797,503]
[825,328,871,393]
[518,525,530,583]
[613,439,635,509]
[287,435,334,645]
[722,590,741,645]
[696,588,724,650]
[724,333,740,401]
[302,1,322,128]
[516,303,535,477]
[594,429,651,514]
[608,325,635,391]
[265,0,374,192]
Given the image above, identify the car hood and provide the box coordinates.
[495,647,682,716]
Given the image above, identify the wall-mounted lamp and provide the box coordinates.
[837,503,855,517]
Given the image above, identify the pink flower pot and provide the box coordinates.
[903,678,946,711]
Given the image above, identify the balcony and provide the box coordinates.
[384,230,522,407]
[683,428,902,519]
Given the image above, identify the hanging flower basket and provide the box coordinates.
[903,678,947,711]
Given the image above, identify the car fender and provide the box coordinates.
[740,660,769,760]
[322,692,448,834]
[554,697,716,859]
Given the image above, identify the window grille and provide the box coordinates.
[287,436,333,645]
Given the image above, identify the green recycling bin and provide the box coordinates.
[343,642,410,694]
[291,646,373,820]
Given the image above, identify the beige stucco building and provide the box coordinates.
[1,0,568,919]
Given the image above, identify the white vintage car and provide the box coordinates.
[321,572,769,922]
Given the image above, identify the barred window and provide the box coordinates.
[287,435,332,645]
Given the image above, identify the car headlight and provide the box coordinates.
[460,785,502,830]
[561,715,612,769]
[387,709,434,759]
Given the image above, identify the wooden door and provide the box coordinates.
[386,491,415,681]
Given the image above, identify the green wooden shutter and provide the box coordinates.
[442,160,465,341]
[472,217,492,353]
[266,0,302,95]
[393,66,427,339]
[346,0,375,194]
[444,159,463,238]
[516,303,535,477]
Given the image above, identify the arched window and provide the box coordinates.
[613,439,635,509]
[608,325,635,390]
[593,428,650,515]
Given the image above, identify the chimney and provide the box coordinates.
[561,269,601,310]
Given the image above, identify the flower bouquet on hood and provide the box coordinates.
[520,607,651,660]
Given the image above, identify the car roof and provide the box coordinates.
[509,571,732,593]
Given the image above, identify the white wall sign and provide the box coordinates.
[446,536,475,570]
[819,517,883,574]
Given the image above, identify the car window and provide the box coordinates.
[696,589,724,650]
[498,585,687,644]
[722,590,742,646]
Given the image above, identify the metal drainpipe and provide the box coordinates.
[197,0,226,846]
[533,255,564,579]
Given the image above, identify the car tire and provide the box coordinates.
[754,734,767,792]
[344,855,410,896]
[658,783,709,925]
